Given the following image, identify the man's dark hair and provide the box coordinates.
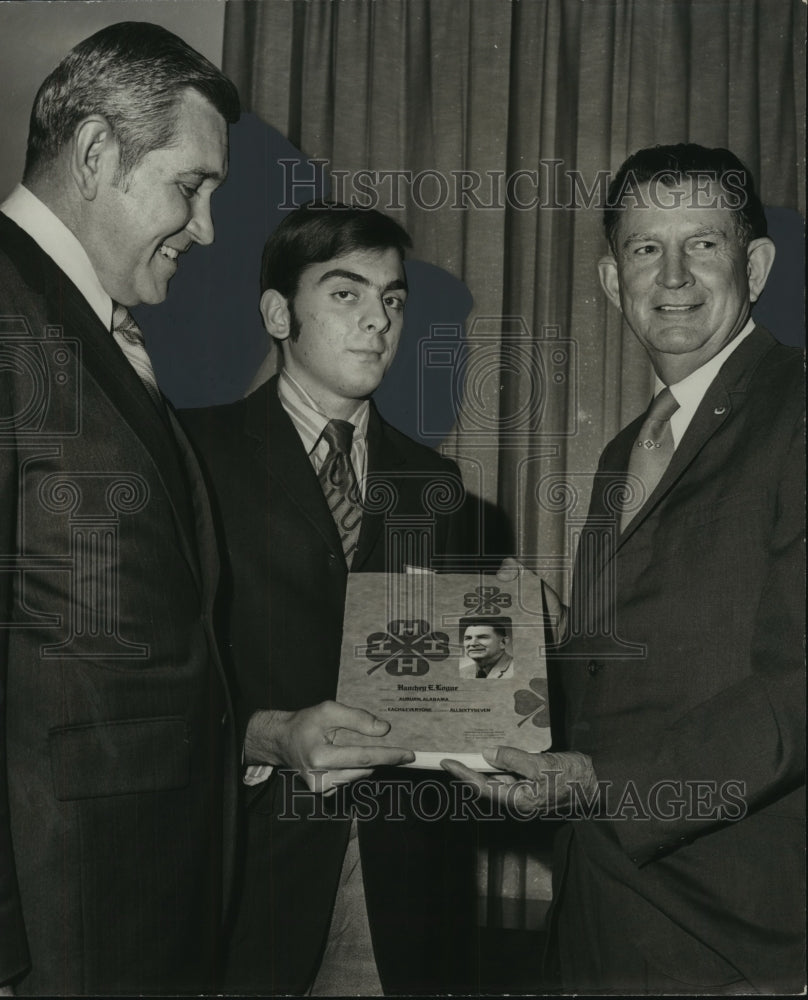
[603,143,767,253]
[24,21,240,182]
[260,201,413,301]
[459,617,511,644]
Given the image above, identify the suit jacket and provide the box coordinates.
[550,327,805,992]
[459,652,514,679]
[181,377,480,995]
[0,214,235,995]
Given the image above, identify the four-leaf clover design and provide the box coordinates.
[364,619,451,677]
[462,585,512,616]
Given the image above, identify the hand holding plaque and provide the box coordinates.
[245,701,415,793]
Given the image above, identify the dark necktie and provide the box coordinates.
[318,419,363,566]
[621,386,680,531]
[112,303,167,417]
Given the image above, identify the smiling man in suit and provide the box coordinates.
[0,22,240,995]
[181,203,479,995]
[443,144,805,993]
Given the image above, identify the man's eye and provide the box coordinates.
[178,183,199,199]
[633,244,658,256]
[692,240,717,250]
[384,295,405,311]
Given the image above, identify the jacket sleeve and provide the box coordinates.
[1,374,32,984]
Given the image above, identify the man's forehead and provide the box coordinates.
[162,89,229,180]
[304,248,406,287]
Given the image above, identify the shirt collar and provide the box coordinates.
[277,368,369,455]
[656,317,756,446]
[1,184,113,330]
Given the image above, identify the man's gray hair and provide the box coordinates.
[24,21,240,183]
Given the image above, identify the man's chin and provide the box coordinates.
[348,378,386,399]
[136,282,171,307]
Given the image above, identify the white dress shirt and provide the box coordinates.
[277,368,370,497]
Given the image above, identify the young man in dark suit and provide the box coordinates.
[0,23,240,995]
[181,204,480,995]
[444,144,804,993]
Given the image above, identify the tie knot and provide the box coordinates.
[112,303,145,346]
[647,386,680,423]
[322,419,355,456]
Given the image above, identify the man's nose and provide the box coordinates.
[186,198,215,246]
[657,248,693,288]
[361,296,391,334]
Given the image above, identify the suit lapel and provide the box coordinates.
[352,403,406,571]
[4,215,205,588]
[253,378,346,562]
[168,407,218,588]
[613,326,775,553]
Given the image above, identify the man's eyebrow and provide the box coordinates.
[179,167,226,183]
[621,225,729,249]
[621,232,658,247]
[687,226,729,239]
[318,268,371,286]
[317,269,409,293]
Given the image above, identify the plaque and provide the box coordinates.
[335,571,552,769]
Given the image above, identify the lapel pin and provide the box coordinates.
[714,406,727,415]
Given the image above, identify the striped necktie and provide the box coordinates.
[111,303,166,415]
[621,386,680,531]
[318,419,363,567]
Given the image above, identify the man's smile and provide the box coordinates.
[157,244,178,261]
[157,242,190,262]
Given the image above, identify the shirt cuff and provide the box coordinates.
[244,763,274,786]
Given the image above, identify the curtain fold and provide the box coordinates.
[222,0,805,930]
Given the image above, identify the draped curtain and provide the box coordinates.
[222,0,805,929]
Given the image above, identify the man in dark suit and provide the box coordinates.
[443,144,804,993]
[181,203,479,995]
[0,23,240,995]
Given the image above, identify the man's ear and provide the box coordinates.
[597,254,623,312]
[70,117,117,200]
[746,237,776,303]
[260,289,292,343]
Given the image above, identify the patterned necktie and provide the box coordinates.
[621,386,680,531]
[318,419,363,567]
[111,303,166,416]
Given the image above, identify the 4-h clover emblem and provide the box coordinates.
[514,677,548,726]
[463,585,512,616]
[364,619,451,677]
